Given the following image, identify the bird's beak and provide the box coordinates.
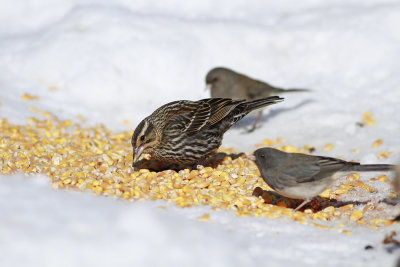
[247,155,256,161]
[204,83,212,91]
[133,145,145,163]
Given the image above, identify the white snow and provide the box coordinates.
[1,0,400,266]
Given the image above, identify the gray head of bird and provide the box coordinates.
[254,147,287,170]
[205,67,236,91]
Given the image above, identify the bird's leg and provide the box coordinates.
[294,199,311,212]
[247,111,263,133]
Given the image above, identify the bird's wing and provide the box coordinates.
[294,156,350,183]
[281,161,321,183]
[246,80,278,99]
[161,100,208,134]
[206,98,243,126]
[163,98,242,135]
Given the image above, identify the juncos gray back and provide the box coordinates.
[205,67,309,99]
[254,147,395,211]
[205,67,309,132]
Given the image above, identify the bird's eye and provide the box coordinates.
[212,77,218,82]
[260,154,265,158]
[140,135,145,141]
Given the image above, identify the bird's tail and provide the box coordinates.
[350,164,395,172]
[245,96,284,112]
[273,88,311,94]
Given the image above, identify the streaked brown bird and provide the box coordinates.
[132,97,283,165]
[205,67,309,132]
[254,147,395,212]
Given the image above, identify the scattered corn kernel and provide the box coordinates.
[362,111,375,126]
[372,139,383,148]
[378,174,389,182]
[276,137,285,143]
[312,223,330,230]
[377,151,392,159]
[324,143,334,151]
[262,139,275,146]
[0,112,395,231]
[281,145,298,153]
[339,229,352,235]
[319,188,331,198]
[334,188,348,195]
[350,210,363,221]
[22,93,39,101]
[197,213,210,222]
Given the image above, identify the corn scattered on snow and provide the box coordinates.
[362,111,375,126]
[324,143,334,151]
[372,139,383,148]
[0,112,396,231]
[197,213,211,222]
[22,93,39,101]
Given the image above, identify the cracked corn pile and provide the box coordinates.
[0,112,397,232]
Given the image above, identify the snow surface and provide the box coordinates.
[1,0,400,266]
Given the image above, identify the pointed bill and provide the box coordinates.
[204,84,212,91]
[133,145,145,163]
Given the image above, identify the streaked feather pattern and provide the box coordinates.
[132,97,283,164]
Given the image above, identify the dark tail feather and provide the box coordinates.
[245,96,284,112]
[351,164,396,172]
[273,88,311,94]
[284,88,311,93]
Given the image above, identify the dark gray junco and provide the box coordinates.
[205,67,309,132]
[254,147,395,212]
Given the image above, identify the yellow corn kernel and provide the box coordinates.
[372,139,383,148]
[322,206,335,214]
[197,181,210,189]
[319,188,331,198]
[22,93,39,100]
[378,174,389,182]
[385,220,397,226]
[324,143,334,151]
[276,137,285,143]
[377,151,391,159]
[312,223,330,230]
[93,186,103,194]
[350,210,363,221]
[334,188,348,195]
[63,178,72,185]
[341,204,354,211]
[282,145,298,153]
[370,219,385,225]
[338,229,352,235]
[362,111,375,126]
[262,139,275,146]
